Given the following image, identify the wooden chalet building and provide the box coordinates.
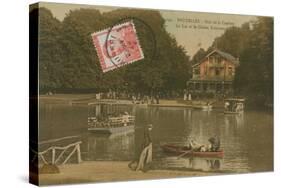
[187,49,239,95]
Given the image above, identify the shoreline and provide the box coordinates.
[38,161,221,185]
[39,93,273,110]
[39,94,225,109]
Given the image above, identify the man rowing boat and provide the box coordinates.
[208,136,221,152]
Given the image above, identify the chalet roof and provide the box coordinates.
[192,49,239,67]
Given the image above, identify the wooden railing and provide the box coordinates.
[31,138,82,166]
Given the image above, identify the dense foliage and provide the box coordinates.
[36,8,191,94]
[234,18,273,106]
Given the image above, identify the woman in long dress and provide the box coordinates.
[128,124,153,172]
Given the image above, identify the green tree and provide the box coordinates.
[234,17,273,106]
[191,48,207,65]
[38,8,63,92]
[38,7,191,94]
[212,23,251,58]
[59,9,106,90]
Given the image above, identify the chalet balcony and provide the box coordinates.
[208,63,225,68]
[192,74,201,79]
[191,75,234,81]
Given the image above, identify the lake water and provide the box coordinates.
[39,103,273,173]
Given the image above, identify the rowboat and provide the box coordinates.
[160,144,224,158]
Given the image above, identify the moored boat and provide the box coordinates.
[224,98,245,114]
[161,144,224,158]
[88,115,135,134]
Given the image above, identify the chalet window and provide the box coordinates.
[210,56,222,65]
[209,57,213,63]
[213,57,217,63]
[215,68,220,76]
[228,67,233,76]
[214,57,218,64]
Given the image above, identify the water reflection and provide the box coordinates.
[83,132,135,161]
[207,159,221,170]
[39,103,273,173]
[158,156,222,172]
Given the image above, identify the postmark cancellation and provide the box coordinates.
[91,21,144,72]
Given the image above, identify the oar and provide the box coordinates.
[177,150,193,159]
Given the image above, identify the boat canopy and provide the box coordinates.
[224,98,245,113]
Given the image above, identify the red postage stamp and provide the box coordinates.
[91,21,144,72]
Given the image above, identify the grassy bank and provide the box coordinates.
[39,94,97,104]
[39,161,221,185]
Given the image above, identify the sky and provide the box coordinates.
[39,2,256,57]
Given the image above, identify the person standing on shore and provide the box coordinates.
[188,93,192,101]
[128,124,153,172]
[183,89,187,101]
[135,124,153,172]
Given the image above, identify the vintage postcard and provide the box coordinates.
[29,2,273,186]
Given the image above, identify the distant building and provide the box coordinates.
[187,49,239,95]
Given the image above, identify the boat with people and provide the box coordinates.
[88,112,135,134]
[224,98,245,114]
[160,144,224,158]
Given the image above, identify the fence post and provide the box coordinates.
[77,144,82,163]
[52,148,56,165]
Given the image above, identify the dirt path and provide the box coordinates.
[39,161,217,185]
